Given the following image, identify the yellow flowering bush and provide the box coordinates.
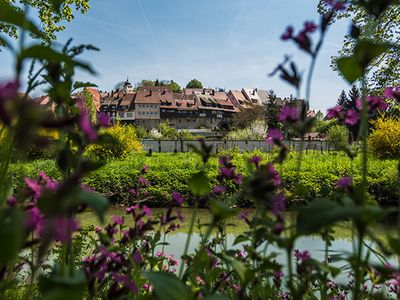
[368,117,400,159]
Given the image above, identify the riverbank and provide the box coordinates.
[10,150,399,207]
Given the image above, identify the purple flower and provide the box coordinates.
[0,80,19,101]
[6,196,17,207]
[239,211,249,220]
[142,205,152,217]
[38,171,59,191]
[294,249,311,261]
[272,193,286,215]
[25,207,42,231]
[97,112,111,128]
[138,176,150,187]
[279,106,298,123]
[267,163,281,186]
[326,105,342,119]
[281,26,294,40]
[132,251,143,264]
[220,167,234,178]
[368,95,388,111]
[212,185,226,195]
[384,86,400,100]
[24,178,42,200]
[234,173,244,185]
[77,98,97,142]
[336,176,352,188]
[112,273,138,294]
[274,271,284,279]
[111,215,124,225]
[265,128,284,145]
[52,217,79,243]
[274,222,284,235]
[344,109,359,126]
[172,191,184,205]
[250,155,262,165]
[303,21,317,33]
[142,165,150,173]
[126,204,139,214]
[325,0,347,11]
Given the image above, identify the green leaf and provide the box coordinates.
[144,272,192,300]
[297,199,358,234]
[337,56,364,84]
[223,255,248,284]
[0,208,24,265]
[77,191,109,223]
[73,81,98,91]
[204,295,232,300]
[39,268,86,300]
[187,171,210,196]
[0,3,44,38]
[337,40,393,84]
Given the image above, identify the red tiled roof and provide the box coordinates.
[135,90,161,104]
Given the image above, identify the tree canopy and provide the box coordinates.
[0,0,91,46]
[318,0,400,90]
[186,79,203,89]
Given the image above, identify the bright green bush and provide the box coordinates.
[327,125,349,149]
[10,152,398,207]
[85,123,142,160]
[368,117,400,159]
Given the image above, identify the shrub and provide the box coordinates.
[368,117,400,159]
[85,123,142,160]
[327,124,349,149]
[225,120,267,140]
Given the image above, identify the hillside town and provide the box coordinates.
[35,79,316,131]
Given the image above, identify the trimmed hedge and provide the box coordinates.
[9,151,399,207]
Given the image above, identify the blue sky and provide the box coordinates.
[0,0,352,111]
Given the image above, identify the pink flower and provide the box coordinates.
[143,283,153,292]
[38,171,59,191]
[294,249,311,261]
[172,191,184,205]
[0,80,19,101]
[384,86,400,100]
[212,185,226,195]
[344,109,359,126]
[281,26,294,40]
[111,215,124,225]
[326,106,342,119]
[24,178,42,200]
[220,167,234,178]
[142,205,152,217]
[97,112,111,128]
[303,21,317,33]
[279,106,298,122]
[368,96,388,111]
[336,176,352,188]
[265,128,284,145]
[142,165,149,173]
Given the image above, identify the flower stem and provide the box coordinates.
[178,202,198,279]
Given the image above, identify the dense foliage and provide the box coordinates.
[85,122,143,160]
[10,152,400,207]
[369,117,400,159]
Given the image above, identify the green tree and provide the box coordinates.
[318,1,400,90]
[169,80,182,93]
[327,124,349,149]
[136,79,155,88]
[337,90,349,107]
[0,0,90,46]
[264,90,280,129]
[233,106,265,129]
[186,79,203,89]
